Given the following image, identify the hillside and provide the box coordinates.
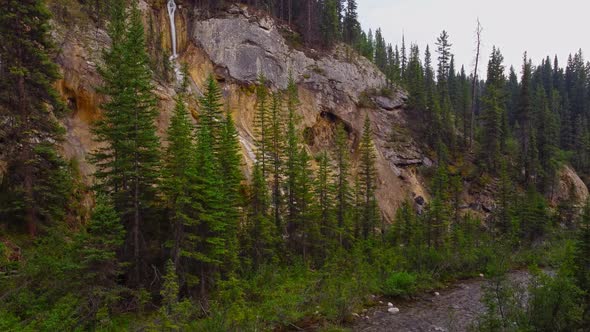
[53,1,431,221]
[2,1,590,331]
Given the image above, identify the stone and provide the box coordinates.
[373,96,399,110]
[434,291,440,296]
[479,273,485,278]
[387,302,394,307]
[388,307,400,314]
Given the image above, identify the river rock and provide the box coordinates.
[388,307,400,314]
[387,302,394,307]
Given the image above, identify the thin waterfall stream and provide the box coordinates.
[167,0,178,59]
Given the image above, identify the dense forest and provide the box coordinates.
[1,0,590,331]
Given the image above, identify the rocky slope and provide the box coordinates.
[48,1,586,222]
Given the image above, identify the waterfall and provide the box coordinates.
[165,0,201,96]
[167,0,178,59]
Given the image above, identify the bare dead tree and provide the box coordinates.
[469,19,483,150]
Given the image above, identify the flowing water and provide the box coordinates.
[167,0,178,59]
[353,271,531,332]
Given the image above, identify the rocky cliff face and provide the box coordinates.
[50,1,430,221]
[48,1,586,222]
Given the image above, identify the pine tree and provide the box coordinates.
[284,75,302,238]
[400,35,407,79]
[246,162,276,269]
[316,151,334,256]
[517,54,535,185]
[480,47,506,172]
[358,115,379,239]
[158,260,191,330]
[436,30,453,90]
[405,44,426,111]
[91,1,161,285]
[296,149,317,261]
[78,195,126,323]
[268,93,284,231]
[333,123,352,246]
[162,89,200,285]
[320,0,340,47]
[254,75,271,179]
[495,161,515,235]
[217,108,243,276]
[193,77,228,297]
[199,75,225,144]
[424,45,436,111]
[574,200,590,323]
[374,28,388,72]
[0,0,66,236]
[343,0,359,45]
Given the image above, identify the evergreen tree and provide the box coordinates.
[343,0,359,45]
[246,162,276,269]
[254,75,271,179]
[333,124,352,246]
[436,30,453,91]
[0,0,66,236]
[358,115,379,239]
[374,28,388,72]
[316,151,334,256]
[405,44,426,111]
[365,29,375,62]
[424,45,436,111]
[400,35,407,79]
[296,149,317,261]
[91,1,161,285]
[284,75,302,238]
[268,93,284,231]
[481,47,506,172]
[158,260,191,330]
[320,0,340,47]
[162,90,199,281]
[574,200,590,324]
[218,108,244,276]
[78,195,126,324]
[193,77,228,296]
[516,54,536,185]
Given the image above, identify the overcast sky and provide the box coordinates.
[357,0,587,77]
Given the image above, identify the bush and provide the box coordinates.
[382,271,417,297]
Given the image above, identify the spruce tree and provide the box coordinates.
[333,124,352,246]
[374,28,388,72]
[574,200,590,323]
[358,115,379,239]
[269,93,284,232]
[193,77,228,297]
[320,0,340,47]
[0,0,66,236]
[284,75,302,238]
[162,89,199,284]
[405,44,426,111]
[517,54,535,185]
[316,151,334,256]
[91,1,161,285]
[217,108,243,276]
[247,162,276,269]
[296,149,317,261]
[254,75,271,179]
[78,195,126,323]
[481,47,506,172]
[343,0,359,45]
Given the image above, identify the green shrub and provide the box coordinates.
[382,271,417,297]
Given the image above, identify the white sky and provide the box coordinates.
[357,0,588,77]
